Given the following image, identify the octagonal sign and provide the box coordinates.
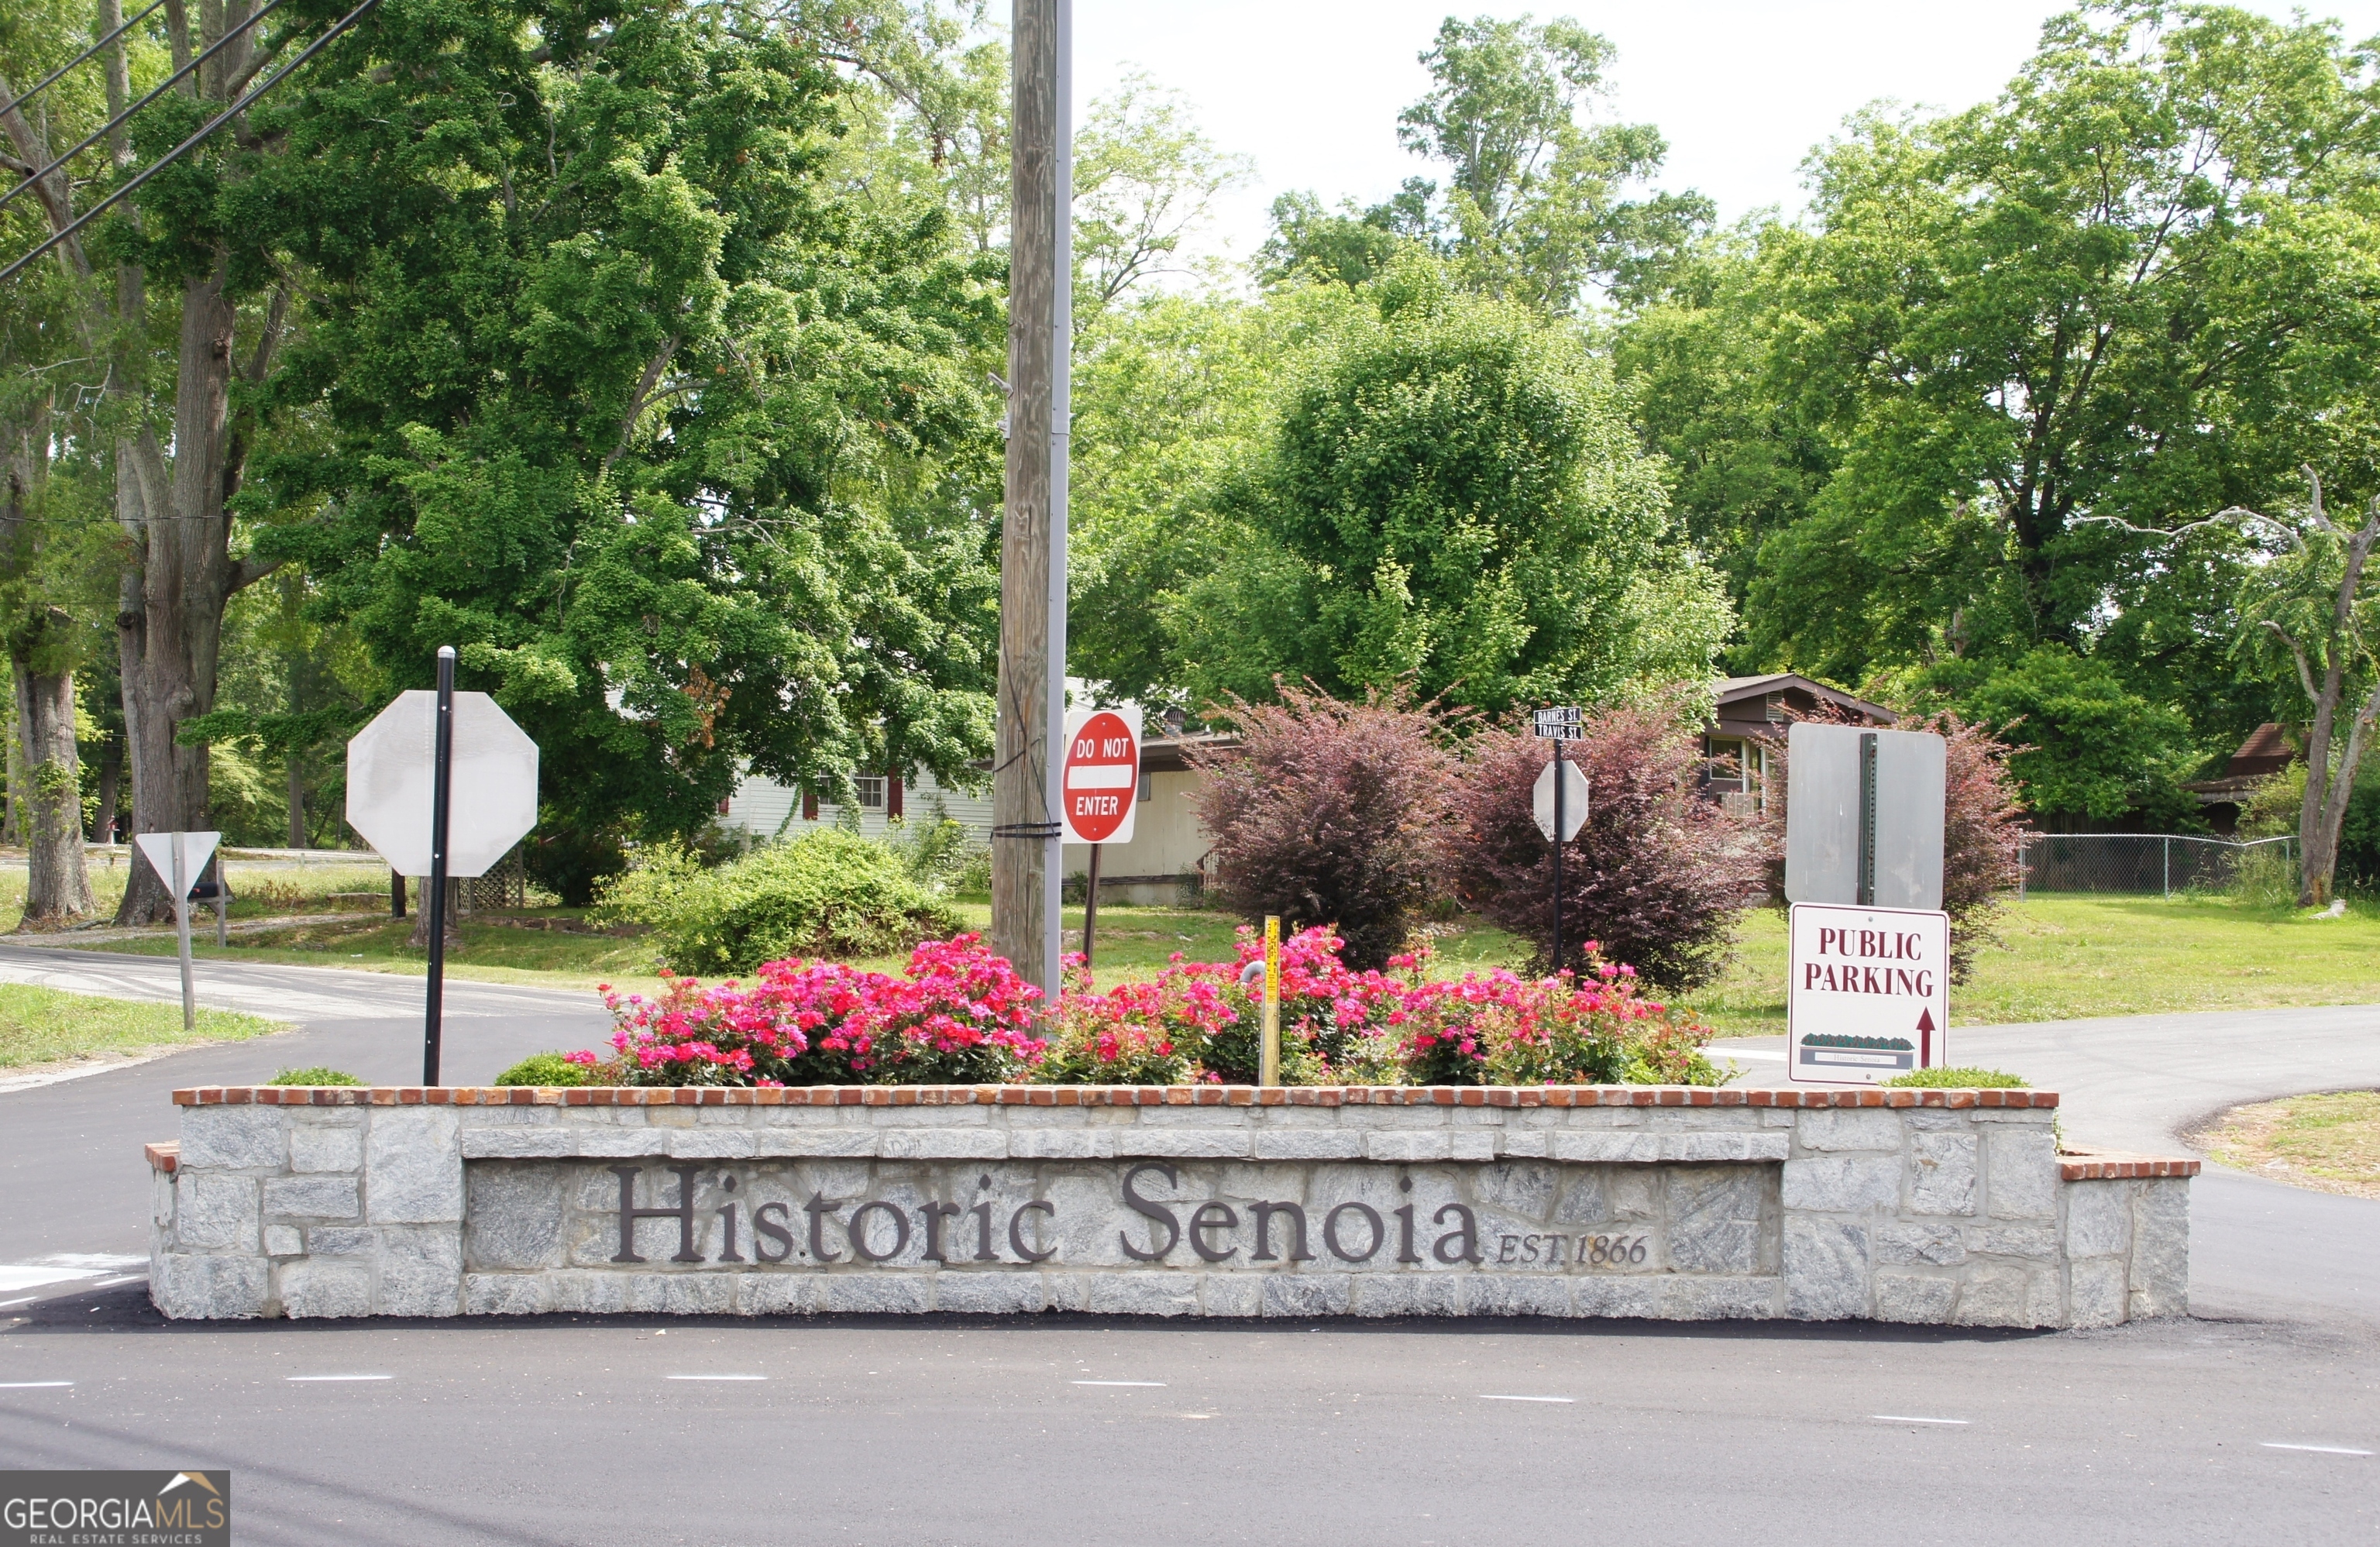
[346,691,539,877]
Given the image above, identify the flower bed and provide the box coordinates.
[573,928,1723,1089]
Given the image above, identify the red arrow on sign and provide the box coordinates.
[1062,710,1139,844]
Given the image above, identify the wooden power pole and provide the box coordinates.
[992,0,1070,998]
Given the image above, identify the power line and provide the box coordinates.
[0,0,379,289]
[0,0,169,124]
[0,0,291,223]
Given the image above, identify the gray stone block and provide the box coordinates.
[1460,1274,1570,1318]
[1873,1270,1959,1323]
[263,1174,361,1221]
[861,1108,989,1127]
[1495,1133,1550,1158]
[633,1273,738,1315]
[1908,1133,1977,1216]
[1364,1133,1453,1162]
[1661,1276,1780,1320]
[749,1131,879,1158]
[1783,1217,1869,1319]
[1986,1128,2058,1219]
[1261,1274,1352,1318]
[1976,1226,2058,1260]
[463,1273,553,1316]
[878,1129,1008,1160]
[307,1228,378,1257]
[180,1107,288,1171]
[1873,1222,1965,1267]
[459,1129,576,1160]
[1781,1155,1900,1214]
[934,1272,1051,1314]
[2069,1257,2127,1329]
[1552,1133,1788,1164]
[735,1274,818,1315]
[1252,1132,1365,1161]
[280,1260,373,1318]
[290,1126,365,1174]
[1199,1275,1262,1317]
[153,1253,269,1320]
[365,1110,463,1225]
[1570,1275,1666,1319]
[1087,1272,1199,1316]
[1952,1263,2058,1329]
[822,1274,933,1315]
[546,1272,632,1315]
[2064,1180,2132,1259]
[572,1129,677,1158]
[263,1226,304,1258]
[2129,1180,2189,1319]
[377,1227,463,1316]
[174,1174,259,1253]
[661,1129,757,1159]
[463,1164,565,1270]
[1007,1130,1115,1160]
[1347,1273,1460,1317]
[1114,1131,1250,1159]
[1668,1167,1768,1274]
[1794,1109,1904,1153]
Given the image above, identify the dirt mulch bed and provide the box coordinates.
[2193,1090,2380,1201]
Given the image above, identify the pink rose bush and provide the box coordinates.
[572,926,1719,1088]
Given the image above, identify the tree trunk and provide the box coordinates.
[287,748,306,848]
[408,878,460,949]
[13,660,95,924]
[95,741,120,844]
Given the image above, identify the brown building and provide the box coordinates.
[2180,723,2296,835]
[1701,673,1897,814]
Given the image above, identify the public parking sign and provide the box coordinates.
[1787,902,1949,1085]
[1060,705,1140,845]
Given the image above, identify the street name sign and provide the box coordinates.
[1787,902,1949,1085]
[1532,706,1583,741]
[346,690,539,878]
[1531,758,1589,843]
[1060,705,1140,846]
[1784,722,1945,909]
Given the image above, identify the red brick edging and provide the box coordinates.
[2058,1148,2200,1181]
[170,1083,2062,1110]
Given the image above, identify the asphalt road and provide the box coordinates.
[2,948,2376,1543]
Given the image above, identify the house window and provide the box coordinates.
[855,775,888,811]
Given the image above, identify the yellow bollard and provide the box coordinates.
[1260,915,1281,1086]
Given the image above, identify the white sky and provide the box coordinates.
[1072,1,2380,266]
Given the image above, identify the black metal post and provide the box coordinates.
[424,645,456,1085]
[1082,842,1102,971]
[1551,741,1564,976]
[1856,731,1878,907]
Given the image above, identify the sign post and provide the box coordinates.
[1783,722,1948,1083]
[1531,707,1587,974]
[346,654,540,1085]
[136,830,219,1034]
[1260,914,1281,1086]
[1059,705,1140,975]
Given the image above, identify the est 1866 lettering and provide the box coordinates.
[600,1164,1657,1273]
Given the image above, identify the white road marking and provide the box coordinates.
[0,1298,34,1310]
[667,1374,766,1382]
[0,1381,73,1389]
[1072,1380,1166,1387]
[287,1375,391,1383]
[95,1276,143,1287]
[1875,1415,1969,1425]
[2263,1442,2372,1456]
[1481,1395,1574,1404]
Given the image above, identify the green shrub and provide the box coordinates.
[494,1052,599,1088]
[267,1067,364,1086]
[595,830,964,975]
[1880,1067,2028,1088]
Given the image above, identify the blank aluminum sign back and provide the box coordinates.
[1784,723,1945,910]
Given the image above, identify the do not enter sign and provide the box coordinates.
[1061,706,1140,845]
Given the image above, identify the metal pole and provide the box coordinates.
[424,645,456,1086]
[1082,841,1101,971]
[1551,740,1564,976]
[1856,731,1878,906]
[2163,836,2171,902]
[170,833,193,1033]
[1260,915,1281,1086]
[991,0,1068,1001]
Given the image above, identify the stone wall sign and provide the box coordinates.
[147,1085,2198,1327]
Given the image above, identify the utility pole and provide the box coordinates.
[991,0,1071,998]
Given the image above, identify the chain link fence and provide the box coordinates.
[2016,833,2296,898]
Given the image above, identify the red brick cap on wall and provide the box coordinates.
[169,1084,2063,1110]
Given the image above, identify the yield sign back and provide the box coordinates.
[1061,706,1140,845]
[136,831,220,897]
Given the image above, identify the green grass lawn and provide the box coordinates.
[2,851,396,932]
[0,982,288,1071]
[1681,892,2380,1036]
